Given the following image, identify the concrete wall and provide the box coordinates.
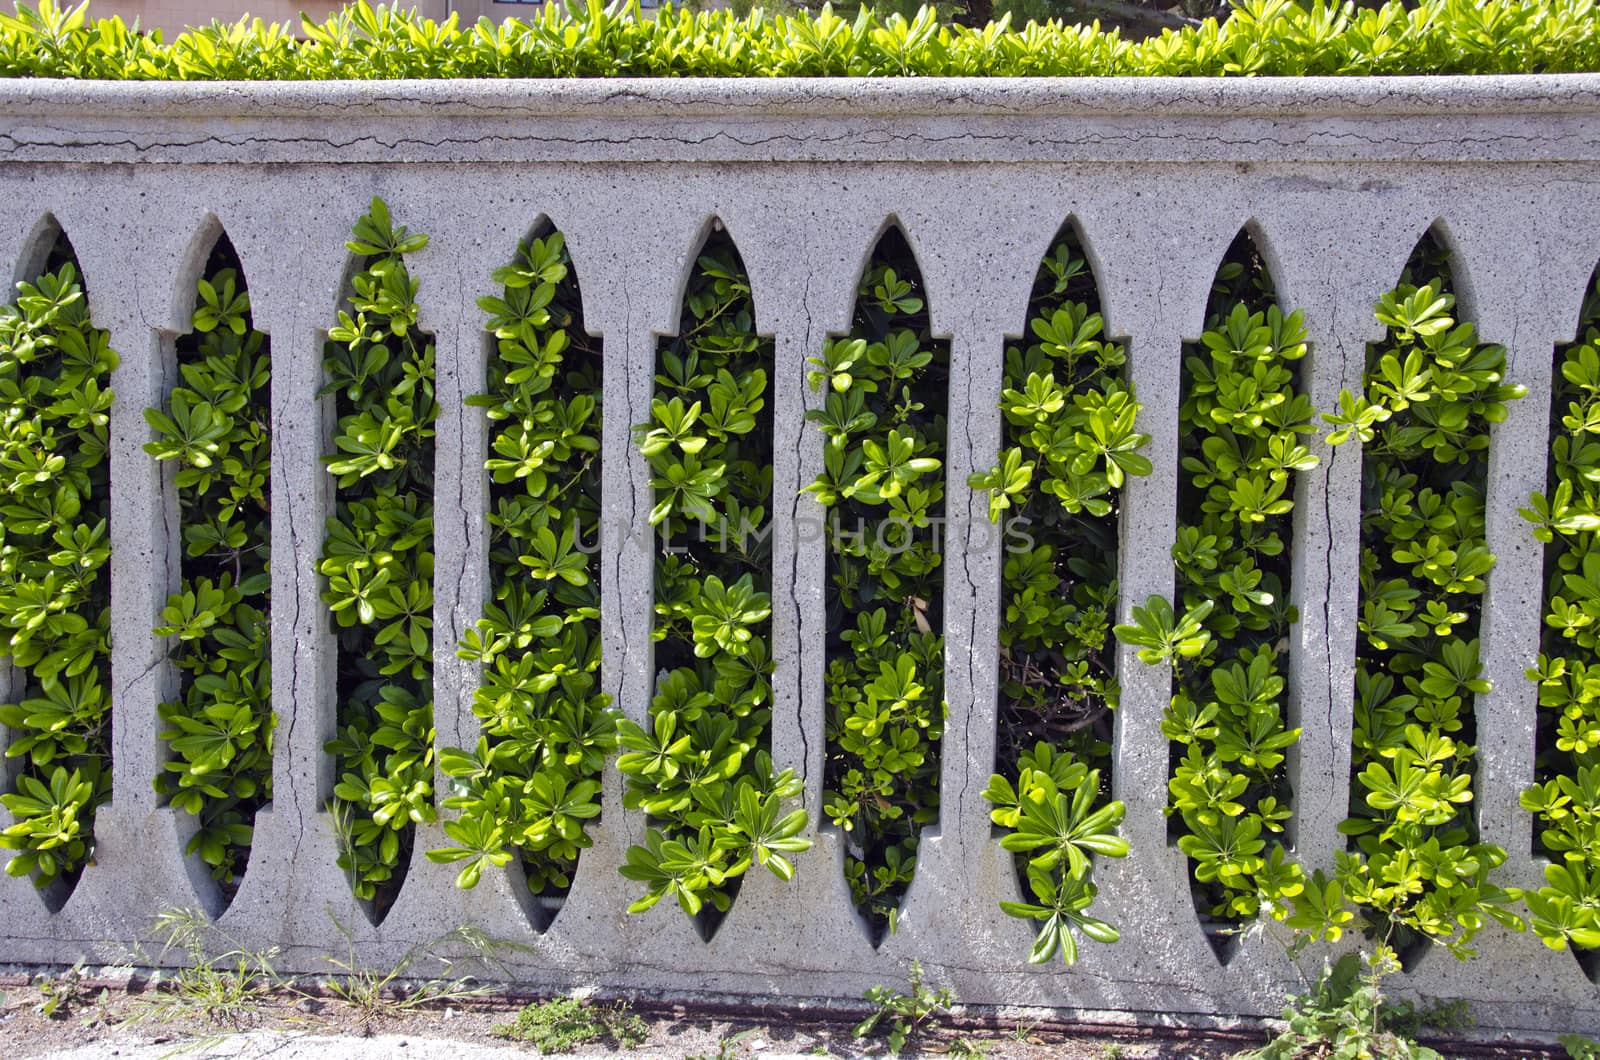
[0,75,1598,1033]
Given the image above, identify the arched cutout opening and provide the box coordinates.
[0,221,116,913]
[430,218,605,935]
[148,231,273,917]
[622,218,782,943]
[1340,224,1523,971]
[978,218,1138,967]
[1169,227,1312,964]
[1523,259,1600,983]
[809,222,948,946]
[319,199,437,926]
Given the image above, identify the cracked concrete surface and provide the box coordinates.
[0,81,1597,1035]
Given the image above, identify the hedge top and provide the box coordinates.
[4,0,1600,81]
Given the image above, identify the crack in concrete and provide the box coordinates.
[280,307,312,876]
[1,124,1577,167]
[956,328,979,824]
[793,267,813,792]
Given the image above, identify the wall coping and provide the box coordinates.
[4,73,1600,119]
[6,73,1600,165]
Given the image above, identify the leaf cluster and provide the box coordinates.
[319,197,437,911]
[6,0,1599,80]
[0,255,116,889]
[982,743,1126,964]
[144,256,273,891]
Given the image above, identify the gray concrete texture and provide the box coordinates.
[0,75,1597,1033]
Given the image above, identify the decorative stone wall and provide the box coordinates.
[1,74,1599,1033]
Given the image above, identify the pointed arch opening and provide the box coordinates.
[319,200,437,927]
[977,217,1140,967]
[621,217,782,943]
[147,230,274,918]
[808,221,948,947]
[1166,226,1314,964]
[1341,223,1521,971]
[1522,258,1600,983]
[0,218,116,913]
[429,216,605,935]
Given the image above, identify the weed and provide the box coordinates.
[945,1035,994,1059]
[1563,1034,1600,1060]
[853,960,954,1056]
[607,1002,648,1047]
[33,960,93,1020]
[691,1031,758,1060]
[132,911,281,1028]
[688,1028,761,1060]
[495,996,601,1051]
[318,914,498,1026]
[1238,947,1441,1060]
[1385,996,1473,1039]
[494,996,649,1051]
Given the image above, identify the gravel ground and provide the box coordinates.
[0,970,1247,1060]
[0,969,1560,1060]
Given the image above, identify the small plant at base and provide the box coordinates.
[494,996,601,1051]
[1382,995,1473,1040]
[318,912,499,1027]
[1238,947,1441,1060]
[32,960,92,1020]
[947,1036,995,1060]
[853,960,953,1056]
[135,906,283,1027]
[686,1027,761,1060]
[493,996,647,1051]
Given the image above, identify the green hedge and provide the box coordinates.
[2,0,1597,80]
[0,246,115,897]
